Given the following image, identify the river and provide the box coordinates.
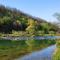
[1,36,60,40]
[0,36,58,60]
[15,45,56,60]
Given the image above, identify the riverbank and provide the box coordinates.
[53,39,60,60]
[0,33,60,37]
[0,39,55,60]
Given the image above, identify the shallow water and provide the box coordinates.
[1,36,60,40]
[15,45,56,60]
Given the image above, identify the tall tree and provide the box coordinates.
[26,19,36,36]
[54,13,60,21]
[53,13,60,28]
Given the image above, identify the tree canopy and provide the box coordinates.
[0,5,59,35]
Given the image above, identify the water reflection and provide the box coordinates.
[16,45,56,60]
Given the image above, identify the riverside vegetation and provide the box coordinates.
[0,39,56,60]
[0,5,59,60]
[53,39,60,60]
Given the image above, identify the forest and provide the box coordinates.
[0,5,60,36]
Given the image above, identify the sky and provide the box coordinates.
[0,0,60,22]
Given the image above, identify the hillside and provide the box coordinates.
[0,5,59,36]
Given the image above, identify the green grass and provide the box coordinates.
[53,39,60,60]
[53,48,60,60]
[0,39,55,60]
[0,32,58,37]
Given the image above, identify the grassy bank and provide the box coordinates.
[0,39,55,60]
[53,39,60,60]
[0,33,59,37]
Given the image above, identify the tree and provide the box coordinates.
[53,13,60,28]
[53,13,60,21]
[0,16,14,33]
[26,19,36,36]
[40,23,50,34]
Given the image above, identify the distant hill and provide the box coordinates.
[0,5,59,35]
